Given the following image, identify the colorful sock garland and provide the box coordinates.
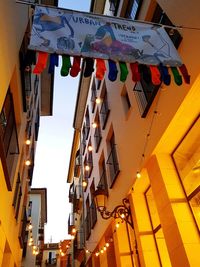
[61,55,71,76]
[31,51,190,86]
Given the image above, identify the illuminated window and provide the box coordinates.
[172,116,200,230]
[145,187,172,266]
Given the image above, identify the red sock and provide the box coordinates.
[149,65,161,85]
[70,56,81,77]
[179,64,190,84]
[130,62,140,82]
[96,59,106,80]
[33,52,48,74]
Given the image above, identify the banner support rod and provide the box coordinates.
[15,0,200,32]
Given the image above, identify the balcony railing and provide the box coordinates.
[98,169,109,196]
[94,127,102,152]
[68,213,75,235]
[90,199,97,229]
[106,144,120,187]
[133,77,160,118]
[100,97,110,130]
[85,210,91,240]
[0,90,19,190]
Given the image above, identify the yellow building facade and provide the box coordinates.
[67,0,200,266]
[0,1,56,266]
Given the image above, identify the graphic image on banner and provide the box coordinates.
[29,6,182,66]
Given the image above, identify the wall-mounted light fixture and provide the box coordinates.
[93,188,134,229]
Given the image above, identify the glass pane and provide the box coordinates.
[173,118,200,196]
[155,228,172,267]
[146,187,160,229]
[189,191,200,229]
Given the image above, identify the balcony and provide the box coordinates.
[74,149,81,177]
[85,210,91,240]
[94,126,102,153]
[134,80,160,118]
[100,96,110,130]
[45,258,57,266]
[0,90,19,190]
[98,169,109,196]
[69,183,74,203]
[68,213,75,235]
[90,199,97,229]
[74,231,85,261]
[106,144,120,187]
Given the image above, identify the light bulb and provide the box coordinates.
[92,122,97,128]
[88,145,93,151]
[85,165,90,171]
[120,213,125,219]
[61,252,65,256]
[95,97,101,104]
[136,171,141,178]
[28,224,33,230]
[25,139,31,145]
[71,235,75,240]
[72,228,76,234]
[100,249,104,254]
[82,180,87,187]
[105,243,109,247]
[86,249,89,253]
[25,160,31,166]
[116,222,120,228]
[104,246,107,251]
[95,252,99,257]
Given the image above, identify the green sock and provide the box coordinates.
[119,62,128,82]
[171,67,182,86]
[61,55,71,76]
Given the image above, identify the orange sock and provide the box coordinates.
[149,65,161,85]
[33,52,48,74]
[96,59,106,80]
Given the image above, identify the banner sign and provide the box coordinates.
[29,6,182,66]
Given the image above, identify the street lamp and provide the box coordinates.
[93,188,134,229]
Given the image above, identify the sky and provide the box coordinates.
[32,0,91,243]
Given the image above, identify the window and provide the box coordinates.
[172,116,200,230]
[85,197,91,240]
[121,85,131,116]
[106,133,120,187]
[90,79,97,113]
[133,76,160,118]
[35,105,40,141]
[134,4,182,118]
[81,124,87,155]
[151,4,182,49]
[94,113,102,152]
[18,206,28,249]
[125,0,142,20]
[98,159,109,195]
[90,181,97,228]
[0,90,19,190]
[100,84,110,129]
[84,149,93,179]
[12,173,22,219]
[85,107,90,139]
[109,0,120,16]
[145,187,171,266]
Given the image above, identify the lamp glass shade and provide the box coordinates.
[94,188,107,211]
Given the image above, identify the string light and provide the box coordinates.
[82,180,87,187]
[85,165,90,171]
[95,97,101,104]
[136,171,141,179]
[72,228,76,234]
[25,139,31,145]
[92,122,97,128]
[25,159,31,166]
[88,145,93,151]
